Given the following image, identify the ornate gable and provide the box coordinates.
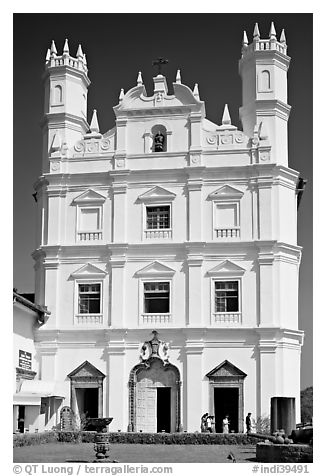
[68,361,105,379]
[138,186,176,202]
[134,261,176,278]
[73,189,107,204]
[207,260,246,277]
[208,185,244,200]
[70,263,107,279]
[206,360,247,379]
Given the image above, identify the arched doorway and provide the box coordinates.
[128,357,181,433]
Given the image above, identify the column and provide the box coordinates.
[184,342,204,431]
[98,381,103,418]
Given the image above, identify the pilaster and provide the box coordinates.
[257,246,275,326]
[184,341,204,431]
[110,248,128,328]
[106,341,127,431]
[186,170,204,241]
[111,171,130,242]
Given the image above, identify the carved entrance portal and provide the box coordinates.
[128,331,181,433]
[206,360,247,433]
[68,361,105,425]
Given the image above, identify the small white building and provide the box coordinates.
[13,291,65,432]
[31,24,304,433]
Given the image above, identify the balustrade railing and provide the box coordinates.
[215,227,240,238]
[140,313,172,324]
[75,314,103,325]
[78,231,103,241]
[212,312,242,325]
[144,229,172,239]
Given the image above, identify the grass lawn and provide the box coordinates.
[14,443,256,463]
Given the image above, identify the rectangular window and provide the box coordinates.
[144,282,170,313]
[78,283,101,314]
[80,208,100,231]
[215,281,239,312]
[146,206,170,229]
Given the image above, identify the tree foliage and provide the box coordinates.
[300,386,313,424]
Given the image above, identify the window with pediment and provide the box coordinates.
[73,189,106,242]
[208,185,244,240]
[70,263,107,326]
[134,261,175,326]
[138,186,176,240]
[207,260,245,326]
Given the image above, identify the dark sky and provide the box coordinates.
[13,13,312,389]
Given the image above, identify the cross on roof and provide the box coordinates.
[152,57,169,75]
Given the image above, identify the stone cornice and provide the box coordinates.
[41,112,89,132]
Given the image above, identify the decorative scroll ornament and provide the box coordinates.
[207,135,217,145]
[50,161,60,172]
[140,330,170,365]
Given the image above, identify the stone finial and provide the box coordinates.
[63,38,69,54]
[137,71,143,86]
[90,109,100,133]
[253,23,260,40]
[269,22,277,40]
[193,83,200,99]
[119,88,125,103]
[280,29,286,44]
[242,31,248,47]
[45,49,50,62]
[83,54,87,65]
[176,69,181,84]
[76,44,84,59]
[222,104,231,125]
[50,40,57,56]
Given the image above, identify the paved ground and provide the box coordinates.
[14,443,256,463]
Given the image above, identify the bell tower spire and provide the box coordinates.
[238,23,291,165]
[42,39,91,172]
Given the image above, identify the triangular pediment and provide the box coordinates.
[68,361,105,379]
[207,260,246,276]
[208,185,244,200]
[134,261,176,277]
[206,360,247,379]
[70,263,107,279]
[138,186,176,202]
[73,189,107,204]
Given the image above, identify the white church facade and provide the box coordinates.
[28,23,304,433]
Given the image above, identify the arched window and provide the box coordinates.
[260,70,271,91]
[151,125,167,152]
[54,85,63,104]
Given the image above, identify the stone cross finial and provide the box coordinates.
[152,57,169,75]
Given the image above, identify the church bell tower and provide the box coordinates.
[239,22,291,166]
[41,39,90,172]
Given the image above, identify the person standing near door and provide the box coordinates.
[222,415,230,433]
[246,412,253,433]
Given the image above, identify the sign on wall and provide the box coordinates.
[19,350,32,370]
